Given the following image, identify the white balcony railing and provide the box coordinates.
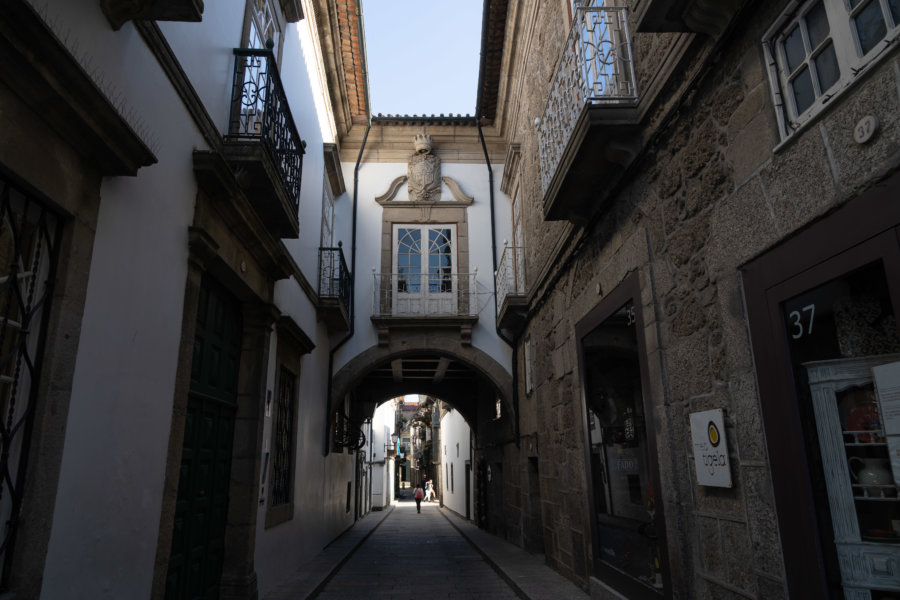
[372,272,479,318]
[537,4,637,196]
[495,243,525,313]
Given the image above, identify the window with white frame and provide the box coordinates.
[242,0,283,59]
[764,0,900,139]
[320,172,335,248]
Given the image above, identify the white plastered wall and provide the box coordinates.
[36,0,215,597]
[334,159,513,374]
[440,408,472,519]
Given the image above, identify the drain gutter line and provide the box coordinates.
[477,120,520,448]
[324,122,371,456]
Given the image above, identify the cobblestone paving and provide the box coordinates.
[312,499,521,600]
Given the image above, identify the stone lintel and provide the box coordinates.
[0,0,157,176]
[370,316,478,347]
[100,0,203,31]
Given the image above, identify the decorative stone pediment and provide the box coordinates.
[375,176,474,206]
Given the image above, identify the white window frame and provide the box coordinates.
[391,224,458,316]
[320,172,335,248]
[764,0,900,141]
[243,0,284,58]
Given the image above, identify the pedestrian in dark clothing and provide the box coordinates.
[414,484,424,513]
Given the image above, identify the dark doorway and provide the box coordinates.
[524,457,544,553]
[166,277,242,600]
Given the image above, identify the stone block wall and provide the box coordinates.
[487,0,900,596]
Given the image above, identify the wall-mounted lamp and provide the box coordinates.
[384,432,399,455]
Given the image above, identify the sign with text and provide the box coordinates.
[690,409,732,488]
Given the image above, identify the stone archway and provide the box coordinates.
[331,334,512,429]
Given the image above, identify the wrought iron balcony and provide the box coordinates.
[223,48,304,238]
[495,243,528,333]
[371,272,479,346]
[317,245,351,332]
[538,4,640,223]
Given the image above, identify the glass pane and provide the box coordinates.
[892,0,900,26]
[783,24,807,72]
[854,0,888,54]
[583,300,663,591]
[398,229,421,293]
[791,66,816,114]
[814,43,841,93]
[428,229,452,293]
[806,2,831,48]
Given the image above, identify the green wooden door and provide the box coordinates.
[166,278,242,600]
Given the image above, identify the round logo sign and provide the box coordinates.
[707,421,720,447]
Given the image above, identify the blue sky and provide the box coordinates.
[361,0,484,116]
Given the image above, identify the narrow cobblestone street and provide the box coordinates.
[312,498,520,600]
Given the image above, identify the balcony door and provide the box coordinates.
[392,224,456,316]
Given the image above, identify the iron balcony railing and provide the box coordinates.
[537,4,637,196]
[495,243,526,313]
[372,272,479,318]
[318,245,351,316]
[227,48,304,211]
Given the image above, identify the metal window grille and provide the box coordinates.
[0,172,61,579]
[270,366,295,506]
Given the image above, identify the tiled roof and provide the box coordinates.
[371,114,477,126]
[476,0,509,124]
[335,0,368,124]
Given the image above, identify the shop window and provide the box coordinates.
[743,192,900,598]
[764,0,900,139]
[576,273,667,596]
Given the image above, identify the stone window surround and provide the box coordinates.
[375,176,475,299]
[763,0,900,142]
[264,316,314,528]
[741,177,900,599]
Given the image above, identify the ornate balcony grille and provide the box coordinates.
[0,174,62,577]
[227,48,304,212]
[538,4,637,196]
[333,411,366,450]
[372,273,479,318]
[495,243,526,312]
[318,245,351,316]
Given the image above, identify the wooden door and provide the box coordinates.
[166,278,242,600]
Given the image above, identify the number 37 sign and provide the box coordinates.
[690,409,733,488]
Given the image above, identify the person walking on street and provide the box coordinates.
[414,484,424,513]
[425,479,434,502]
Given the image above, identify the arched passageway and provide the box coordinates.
[331,340,513,437]
[330,341,530,544]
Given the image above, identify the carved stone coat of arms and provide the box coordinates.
[408,134,441,202]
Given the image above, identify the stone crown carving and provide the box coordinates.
[414,133,433,155]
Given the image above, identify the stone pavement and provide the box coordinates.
[263,496,588,600]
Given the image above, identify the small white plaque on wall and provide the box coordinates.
[690,409,732,488]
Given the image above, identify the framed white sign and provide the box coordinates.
[690,409,732,488]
